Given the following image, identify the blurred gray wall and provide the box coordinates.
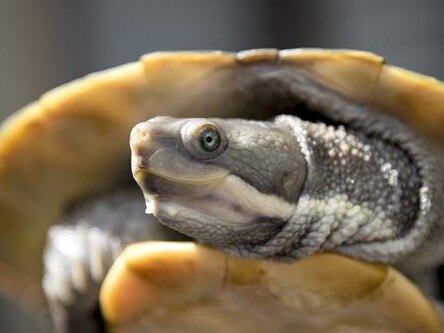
[1,0,444,122]
[1,1,444,332]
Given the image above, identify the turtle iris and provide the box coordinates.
[199,127,220,152]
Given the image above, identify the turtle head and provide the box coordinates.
[130,116,306,254]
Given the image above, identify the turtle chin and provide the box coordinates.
[135,173,290,256]
[133,170,232,233]
[149,198,286,256]
[153,200,287,258]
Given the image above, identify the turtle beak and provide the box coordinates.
[130,119,164,193]
[130,117,177,176]
[130,119,168,192]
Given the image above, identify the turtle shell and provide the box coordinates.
[0,49,443,329]
[100,242,442,333]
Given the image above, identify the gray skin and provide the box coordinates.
[43,68,443,333]
[130,115,437,265]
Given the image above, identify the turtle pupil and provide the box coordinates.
[200,127,220,152]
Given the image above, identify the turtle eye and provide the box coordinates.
[199,126,220,152]
[181,120,227,159]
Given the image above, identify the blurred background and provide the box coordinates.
[1,0,444,332]
[2,0,444,122]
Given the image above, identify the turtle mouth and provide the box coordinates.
[133,168,226,186]
[131,147,229,197]
[133,169,225,198]
[132,173,293,254]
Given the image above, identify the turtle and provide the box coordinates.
[0,48,444,332]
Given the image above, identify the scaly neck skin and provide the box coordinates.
[258,116,421,260]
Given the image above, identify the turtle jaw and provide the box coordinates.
[132,167,227,199]
[131,169,238,247]
[131,139,229,197]
[131,151,230,224]
[132,165,295,254]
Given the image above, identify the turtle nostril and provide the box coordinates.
[129,123,157,154]
[130,119,169,143]
[130,123,148,140]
